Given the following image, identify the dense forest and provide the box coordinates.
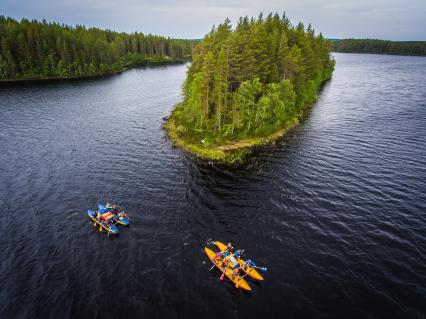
[168,13,334,153]
[332,39,426,56]
[0,16,196,80]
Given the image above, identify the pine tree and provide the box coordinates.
[170,13,335,143]
[200,51,215,129]
[213,47,229,132]
[277,31,289,78]
[0,16,195,80]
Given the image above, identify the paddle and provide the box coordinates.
[209,254,224,271]
[234,249,245,258]
[220,273,225,281]
[206,239,216,246]
[251,265,268,272]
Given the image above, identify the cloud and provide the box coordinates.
[2,0,425,40]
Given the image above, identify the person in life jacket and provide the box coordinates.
[234,249,243,259]
[231,264,241,280]
[222,242,234,257]
[232,263,241,270]
[243,259,256,270]
[222,256,230,272]
[226,242,233,252]
[118,211,129,219]
[215,252,223,261]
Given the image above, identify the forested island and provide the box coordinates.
[0,16,196,80]
[166,13,334,163]
[332,39,426,56]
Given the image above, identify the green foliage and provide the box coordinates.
[332,39,426,56]
[171,13,334,144]
[0,16,196,80]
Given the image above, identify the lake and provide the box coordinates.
[0,53,425,318]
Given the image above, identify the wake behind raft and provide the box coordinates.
[87,203,130,236]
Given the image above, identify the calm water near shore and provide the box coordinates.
[0,53,425,318]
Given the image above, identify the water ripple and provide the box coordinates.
[1,55,426,318]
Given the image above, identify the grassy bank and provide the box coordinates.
[164,116,299,164]
[165,72,333,164]
[165,72,334,164]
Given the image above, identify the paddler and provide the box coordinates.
[222,242,234,257]
[231,264,241,280]
[234,249,243,259]
[222,256,230,272]
[118,211,129,219]
[243,259,256,271]
[215,252,223,261]
[226,242,233,252]
[232,262,241,273]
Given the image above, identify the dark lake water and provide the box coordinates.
[1,53,426,319]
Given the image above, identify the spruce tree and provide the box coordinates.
[213,47,229,132]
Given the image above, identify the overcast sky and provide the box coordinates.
[2,0,425,40]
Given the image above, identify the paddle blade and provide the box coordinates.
[220,273,225,281]
[207,239,216,246]
[99,226,102,232]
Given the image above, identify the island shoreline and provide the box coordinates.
[0,59,190,84]
[164,112,300,164]
[164,77,332,165]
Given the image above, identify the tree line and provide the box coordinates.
[332,39,426,56]
[170,13,334,144]
[0,16,196,80]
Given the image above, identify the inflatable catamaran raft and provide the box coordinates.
[87,203,130,235]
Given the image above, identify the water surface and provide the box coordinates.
[1,53,425,318]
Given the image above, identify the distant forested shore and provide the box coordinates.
[166,13,334,163]
[0,16,196,81]
[332,39,426,56]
